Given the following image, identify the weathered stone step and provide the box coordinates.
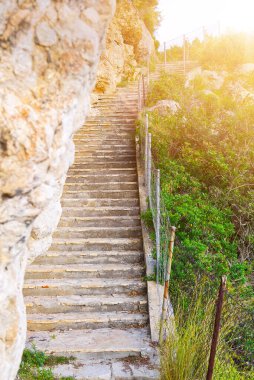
[68,168,137,174]
[81,120,135,129]
[24,278,146,296]
[79,125,135,131]
[75,151,136,157]
[71,162,136,169]
[26,328,151,360]
[25,294,148,314]
[53,226,142,239]
[50,237,143,252]
[36,250,144,265]
[72,156,136,163]
[74,145,135,151]
[27,311,148,331]
[51,358,158,380]
[72,158,136,165]
[64,182,138,191]
[60,198,139,208]
[63,190,139,199]
[59,216,140,228]
[61,206,140,217]
[66,174,137,184]
[26,262,145,279]
[74,148,136,154]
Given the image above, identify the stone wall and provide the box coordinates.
[95,0,155,93]
[0,1,115,379]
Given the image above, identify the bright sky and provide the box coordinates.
[156,0,254,47]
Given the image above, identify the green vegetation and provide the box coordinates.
[18,346,75,380]
[161,283,254,380]
[163,33,254,70]
[133,0,160,35]
[145,70,254,376]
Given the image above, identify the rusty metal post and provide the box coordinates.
[159,226,176,344]
[206,276,227,380]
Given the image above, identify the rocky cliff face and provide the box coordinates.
[0,1,115,379]
[95,0,155,93]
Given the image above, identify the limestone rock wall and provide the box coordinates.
[0,1,115,379]
[95,0,154,93]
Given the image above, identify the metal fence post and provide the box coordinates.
[159,226,176,344]
[156,169,161,283]
[144,114,149,185]
[147,133,152,200]
[206,276,227,380]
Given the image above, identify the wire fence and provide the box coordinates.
[138,76,173,286]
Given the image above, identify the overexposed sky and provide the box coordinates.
[156,0,254,46]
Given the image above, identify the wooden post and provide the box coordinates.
[147,133,152,199]
[206,276,227,380]
[155,169,161,284]
[159,226,176,344]
[144,114,149,186]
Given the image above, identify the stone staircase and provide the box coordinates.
[24,82,159,379]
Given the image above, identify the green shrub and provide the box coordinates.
[146,69,254,368]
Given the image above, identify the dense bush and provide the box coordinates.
[146,71,254,372]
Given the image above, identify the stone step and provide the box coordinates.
[26,328,151,360]
[36,250,144,265]
[51,358,158,380]
[74,154,136,161]
[88,111,138,116]
[64,182,138,191]
[24,278,146,296]
[74,136,135,142]
[50,237,143,252]
[70,162,136,169]
[63,190,139,199]
[58,216,141,228]
[27,311,149,331]
[25,294,148,314]
[74,148,136,154]
[67,168,137,174]
[72,158,136,165]
[65,174,137,184]
[79,125,135,131]
[74,145,135,151]
[61,206,140,217]
[74,152,136,158]
[26,262,145,280]
[60,198,139,208]
[53,226,142,239]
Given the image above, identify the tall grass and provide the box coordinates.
[160,282,254,380]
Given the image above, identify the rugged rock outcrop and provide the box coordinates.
[0,1,115,379]
[147,100,180,116]
[95,0,154,94]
